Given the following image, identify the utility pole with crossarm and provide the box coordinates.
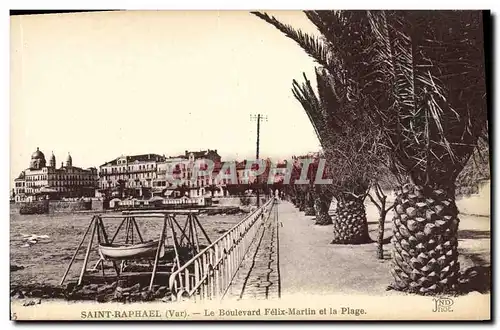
[250,114,267,207]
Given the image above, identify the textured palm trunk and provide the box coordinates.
[304,190,316,216]
[332,195,370,244]
[390,184,460,294]
[315,190,333,225]
[298,193,306,211]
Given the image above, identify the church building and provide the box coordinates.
[13,148,98,202]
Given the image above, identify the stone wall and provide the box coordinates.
[48,200,92,213]
[91,199,108,211]
[19,200,49,215]
[10,203,21,213]
[214,196,268,207]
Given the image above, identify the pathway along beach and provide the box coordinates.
[10,198,490,315]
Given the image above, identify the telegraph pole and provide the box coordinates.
[250,114,267,207]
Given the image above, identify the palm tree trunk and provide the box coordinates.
[331,194,370,244]
[298,192,306,211]
[304,189,316,216]
[390,184,459,294]
[315,190,333,225]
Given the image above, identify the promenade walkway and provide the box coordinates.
[225,202,280,300]
[278,200,490,298]
[226,199,490,300]
[226,200,394,300]
[278,201,396,298]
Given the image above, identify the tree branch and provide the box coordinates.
[367,193,382,211]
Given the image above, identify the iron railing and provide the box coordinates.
[168,198,275,301]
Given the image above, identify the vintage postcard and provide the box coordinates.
[9,10,491,321]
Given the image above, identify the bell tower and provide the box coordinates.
[66,153,73,167]
[50,152,56,168]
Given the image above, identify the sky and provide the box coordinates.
[10,10,322,186]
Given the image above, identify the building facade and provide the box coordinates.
[99,154,166,198]
[14,148,98,202]
[99,150,224,199]
[235,159,289,185]
[152,150,225,197]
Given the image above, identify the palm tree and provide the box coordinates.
[305,155,335,226]
[289,155,334,226]
[366,11,487,294]
[297,185,307,212]
[285,160,301,208]
[253,10,488,294]
[303,161,317,216]
[290,68,380,243]
[303,188,316,216]
[288,158,303,207]
[313,184,334,225]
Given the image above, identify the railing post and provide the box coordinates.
[214,244,220,298]
[224,237,229,294]
[185,268,190,294]
[209,249,215,299]
[202,253,208,299]
[229,232,234,280]
[194,259,200,299]
[167,200,275,302]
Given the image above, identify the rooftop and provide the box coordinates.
[100,154,166,167]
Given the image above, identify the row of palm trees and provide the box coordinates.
[254,10,488,295]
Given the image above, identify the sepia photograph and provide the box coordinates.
[9,9,491,321]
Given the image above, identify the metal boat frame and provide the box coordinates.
[59,210,212,291]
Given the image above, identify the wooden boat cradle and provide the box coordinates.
[59,210,212,291]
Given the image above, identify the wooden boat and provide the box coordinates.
[99,240,165,260]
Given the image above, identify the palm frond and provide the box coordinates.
[251,11,334,69]
[291,68,385,197]
[255,9,488,191]
[365,10,487,187]
[291,74,326,147]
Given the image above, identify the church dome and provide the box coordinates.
[30,147,46,169]
[31,147,45,160]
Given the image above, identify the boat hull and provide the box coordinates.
[99,240,164,260]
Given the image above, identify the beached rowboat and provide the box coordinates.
[98,240,165,260]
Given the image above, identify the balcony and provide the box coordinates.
[99,168,156,176]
